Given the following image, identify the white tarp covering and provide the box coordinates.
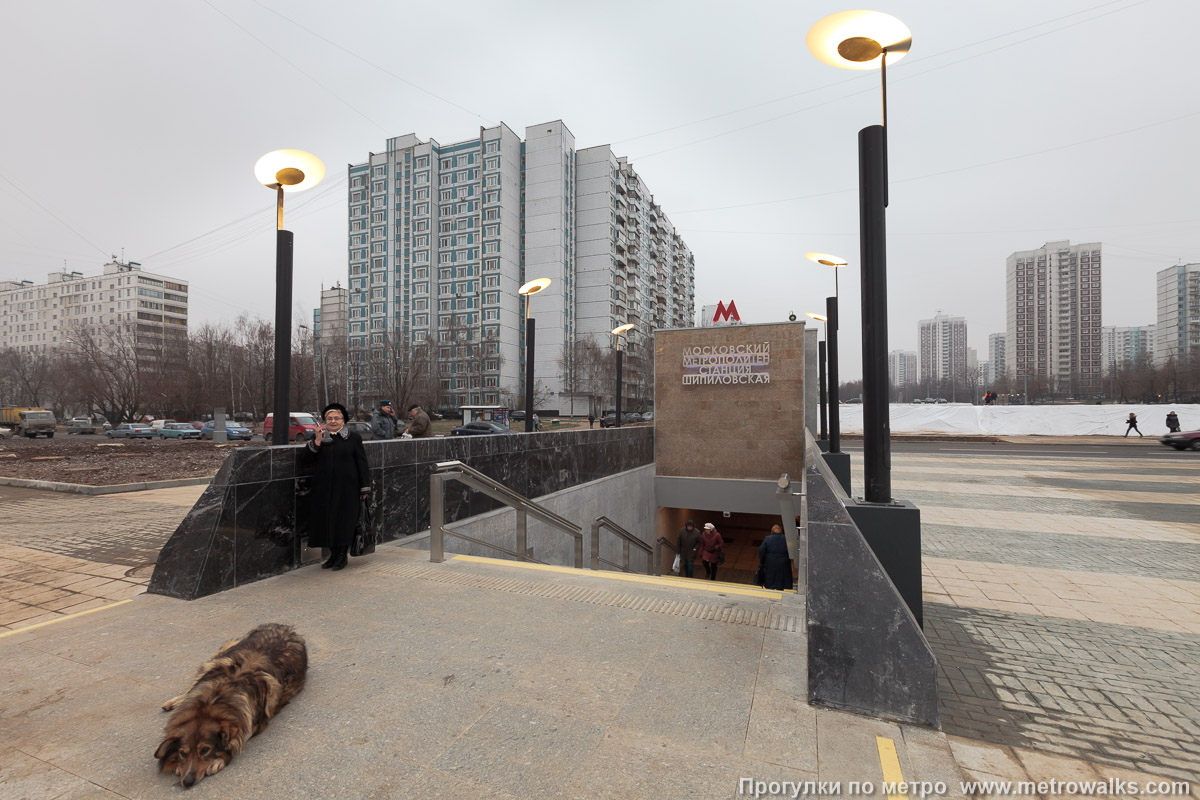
[834,404,1200,437]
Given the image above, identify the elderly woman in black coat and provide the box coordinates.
[757,524,794,590]
[302,402,369,571]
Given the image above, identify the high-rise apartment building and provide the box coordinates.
[1005,240,1102,397]
[346,121,694,410]
[887,349,917,387]
[917,313,968,390]
[1101,325,1155,374]
[1155,263,1200,365]
[987,333,1006,385]
[313,285,348,348]
[0,259,188,358]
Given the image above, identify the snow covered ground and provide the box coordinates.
[834,403,1200,437]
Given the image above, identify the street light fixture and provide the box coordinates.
[805,252,849,301]
[808,11,909,504]
[518,278,552,433]
[611,323,635,428]
[255,149,324,446]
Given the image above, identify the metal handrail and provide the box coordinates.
[590,515,652,575]
[429,460,583,567]
[655,537,678,576]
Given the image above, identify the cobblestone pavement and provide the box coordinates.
[853,446,1200,786]
[0,484,204,631]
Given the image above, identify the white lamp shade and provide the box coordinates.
[519,277,552,296]
[807,10,911,71]
[805,252,849,267]
[806,312,828,322]
[254,149,326,192]
[611,323,635,335]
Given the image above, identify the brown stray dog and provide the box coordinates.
[154,623,307,788]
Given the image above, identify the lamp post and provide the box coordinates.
[808,11,910,504]
[805,252,848,455]
[806,313,829,443]
[518,278,551,433]
[255,149,324,446]
[611,323,635,428]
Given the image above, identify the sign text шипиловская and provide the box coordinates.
[682,343,770,385]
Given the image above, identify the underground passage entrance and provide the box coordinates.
[658,507,797,587]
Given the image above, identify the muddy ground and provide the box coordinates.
[0,435,243,486]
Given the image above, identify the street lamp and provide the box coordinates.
[806,313,830,445]
[805,251,848,456]
[611,323,635,428]
[805,252,849,301]
[518,278,551,433]
[808,11,910,504]
[255,149,325,446]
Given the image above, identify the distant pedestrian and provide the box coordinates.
[588,412,595,429]
[698,522,724,581]
[1166,411,1181,433]
[532,413,541,431]
[404,404,432,438]
[1124,412,1143,438]
[757,524,793,590]
[371,400,398,440]
[676,519,700,579]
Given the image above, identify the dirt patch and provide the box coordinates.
[0,436,242,486]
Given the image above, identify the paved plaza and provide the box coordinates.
[1,438,1197,797]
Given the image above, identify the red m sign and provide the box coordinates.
[712,300,741,323]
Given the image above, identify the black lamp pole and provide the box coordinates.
[859,124,890,503]
[826,295,840,453]
[272,186,293,447]
[818,339,828,440]
[525,316,535,433]
[615,348,623,429]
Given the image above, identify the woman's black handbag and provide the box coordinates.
[717,550,725,566]
[350,500,376,557]
[753,564,765,586]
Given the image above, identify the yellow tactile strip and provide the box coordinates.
[371,560,803,632]
[924,556,1200,635]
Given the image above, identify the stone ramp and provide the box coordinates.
[0,544,967,799]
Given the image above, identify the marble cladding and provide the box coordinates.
[149,427,654,600]
[803,435,939,727]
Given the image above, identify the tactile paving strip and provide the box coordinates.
[372,561,802,633]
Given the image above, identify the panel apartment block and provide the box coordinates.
[0,260,188,358]
[346,120,695,411]
[917,313,967,387]
[1155,263,1200,365]
[1005,240,1102,397]
[1101,325,1155,374]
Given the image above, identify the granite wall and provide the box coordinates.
[149,427,654,600]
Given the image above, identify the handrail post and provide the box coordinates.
[430,472,446,563]
[590,520,601,570]
[515,509,529,561]
[574,533,584,569]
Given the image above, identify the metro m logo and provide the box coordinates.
[712,300,740,323]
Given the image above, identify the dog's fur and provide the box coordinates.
[154,623,307,788]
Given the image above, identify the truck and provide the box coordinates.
[0,407,58,438]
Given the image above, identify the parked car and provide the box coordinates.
[0,426,12,439]
[263,413,321,442]
[159,422,202,440]
[510,410,526,422]
[640,411,654,421]
[66,419,101,435]
[200,420,254,441]
[450,421,513,436]
[107,423,155,439]
[346,421,374,441]
[1161,429,1200,451]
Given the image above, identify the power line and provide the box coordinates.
[201,0,391,134]
[0,169,109,258]
[250,0,494,126]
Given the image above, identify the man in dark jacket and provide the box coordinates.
[758,524,793,590]
[371,401,397,440]
[1167,411,1181,433]
[405,404,432,438]
[677,520,701,579]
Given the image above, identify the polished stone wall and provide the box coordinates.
[149,427,654,600]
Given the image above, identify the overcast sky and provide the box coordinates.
[2,0,1196,380]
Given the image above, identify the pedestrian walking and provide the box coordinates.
[532,413,541,431]
[676,519,701,579]
[371,400,398,440]
[1124,412,1143,438]
[698,522,724,581]
[303,403,369,572]
[757,524,793,590]
[1166,411,1181,433]
[588,412,595,429]
[404,404,432,438]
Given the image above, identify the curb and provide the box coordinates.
[0,475,214,495]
